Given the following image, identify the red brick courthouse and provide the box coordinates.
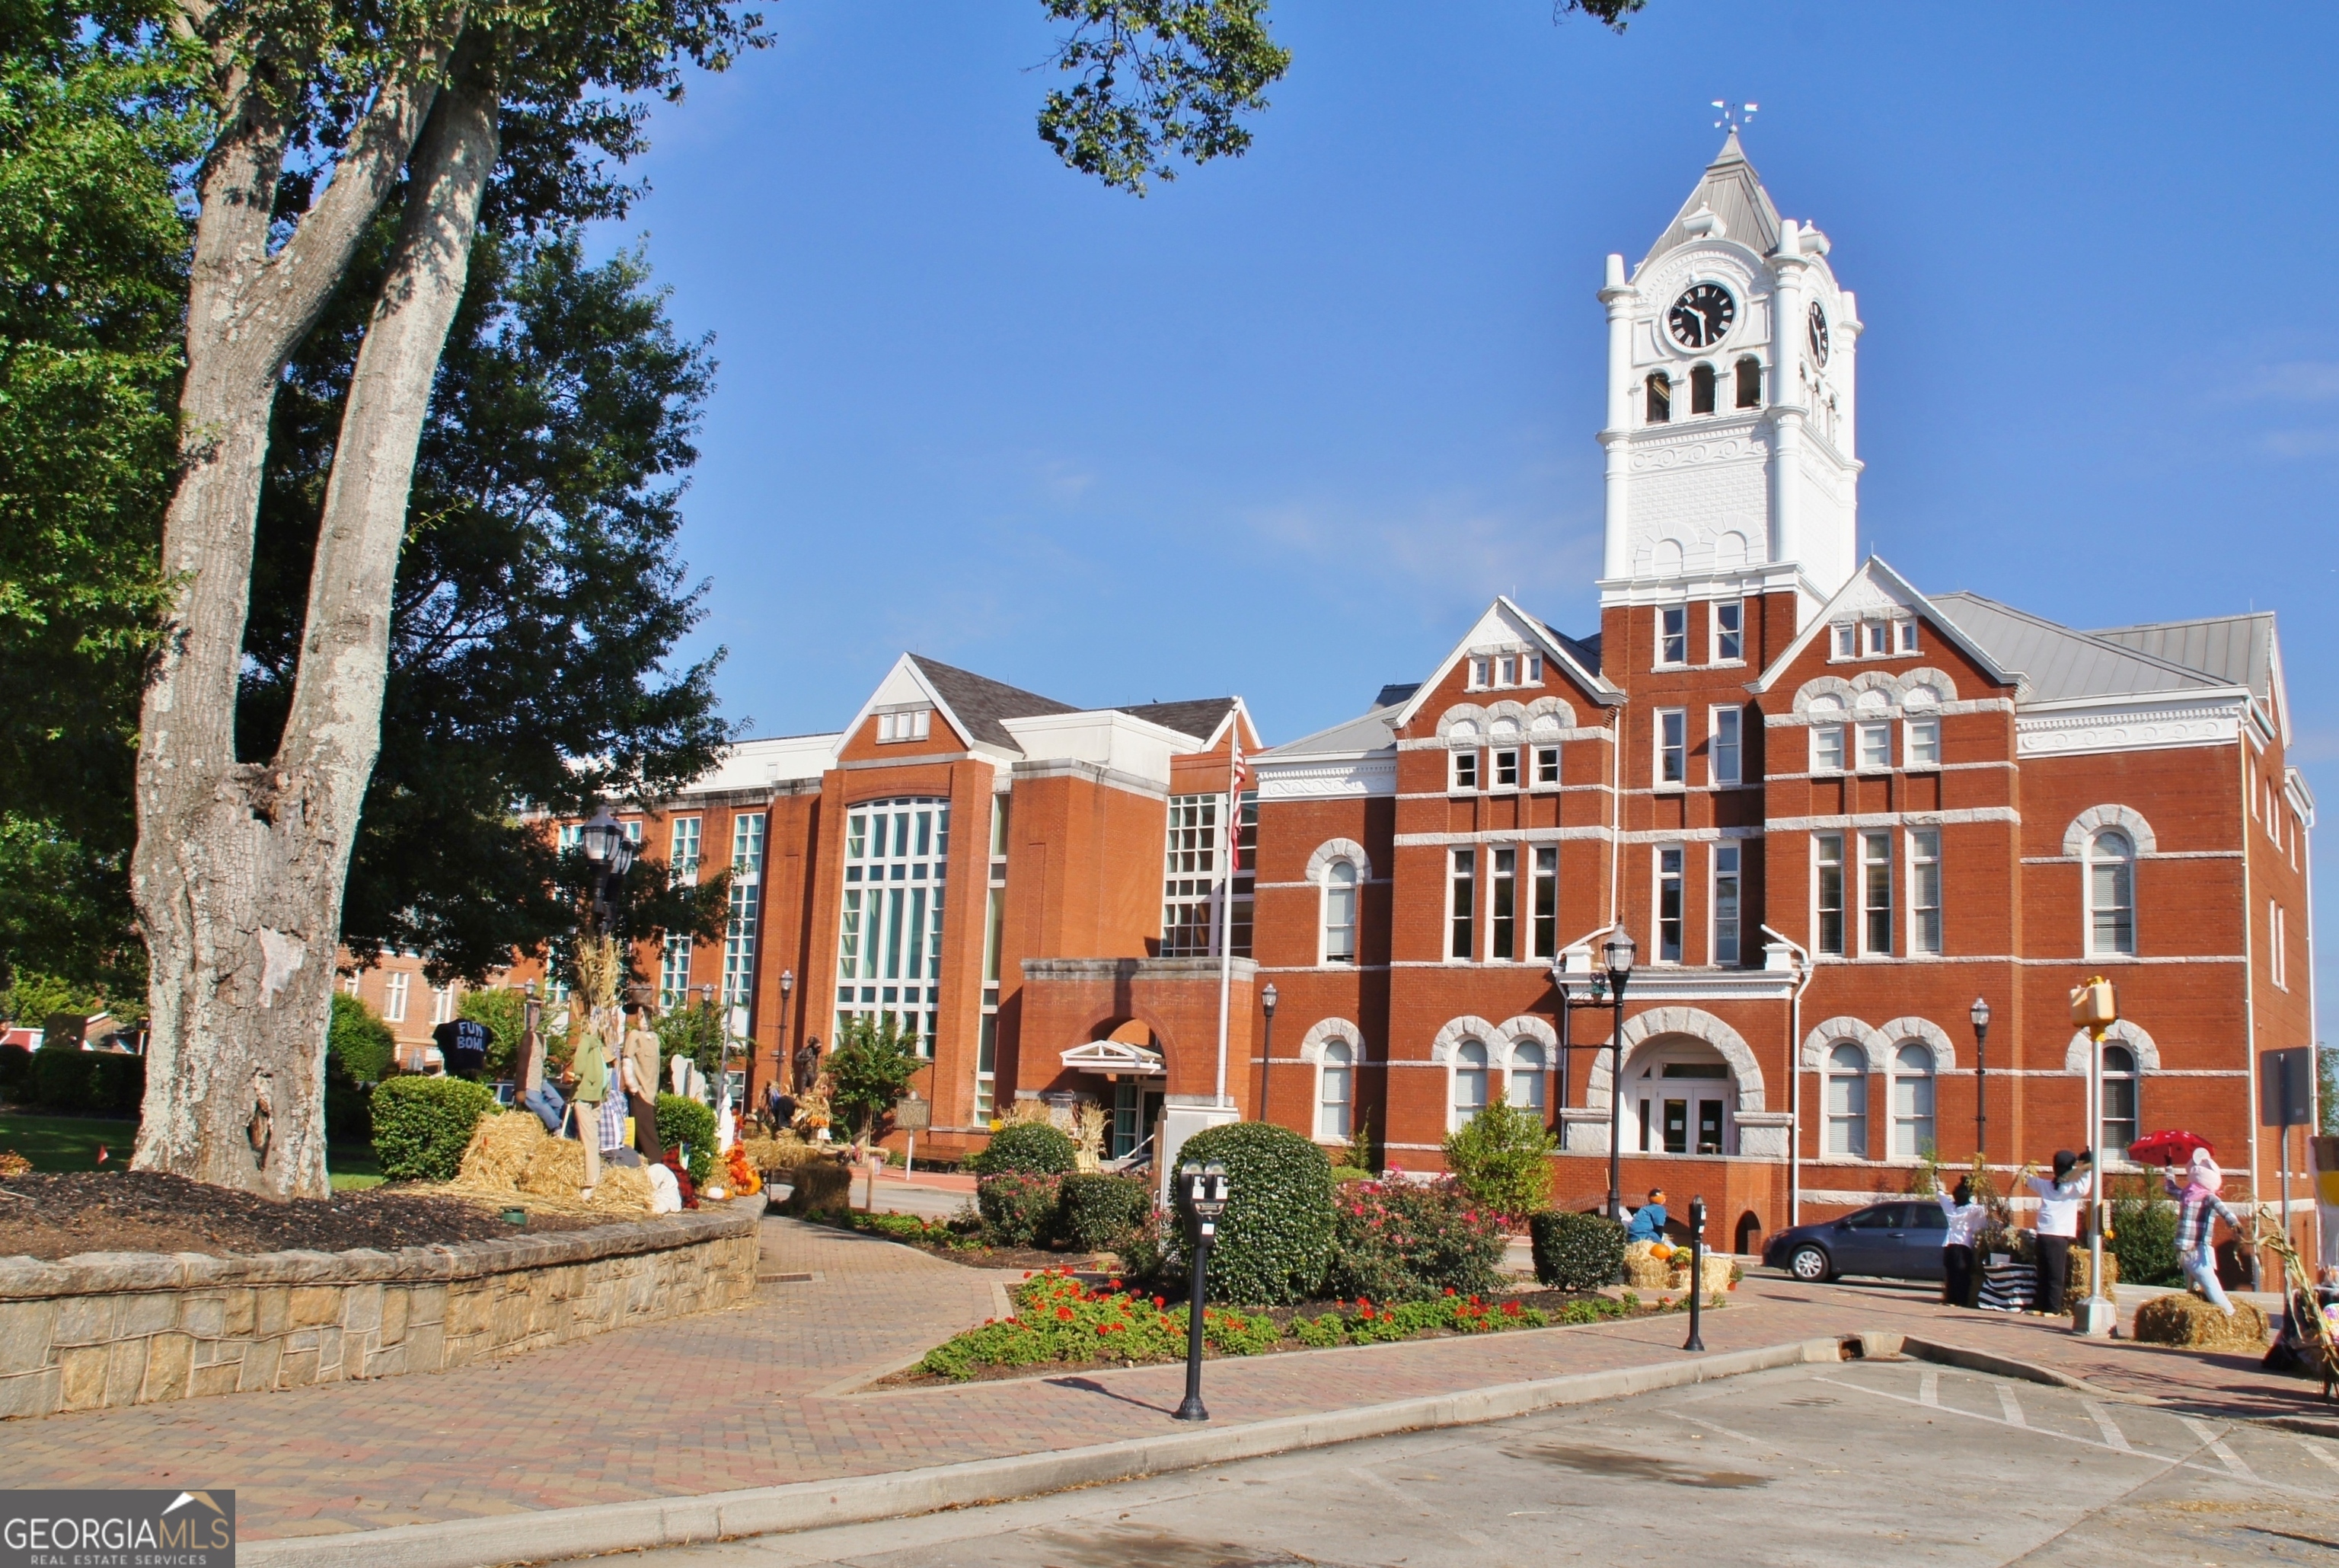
[541,139,2315,1250]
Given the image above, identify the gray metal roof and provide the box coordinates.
[1117,697,1237,742]
[1928,593,2225,705]
[1640,132,1784,271]
[1258,703,1400,760]
[908,656,1077,751]
[2089,613,2274,705]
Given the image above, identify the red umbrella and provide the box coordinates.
[2128,1130,2214,1166]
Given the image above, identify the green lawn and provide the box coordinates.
[0,1112,383,1189]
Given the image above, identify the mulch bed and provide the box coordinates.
[0,1171,614,1261]
[873,1286,1696,1388]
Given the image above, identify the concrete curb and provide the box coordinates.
[1862,1333,2129,1397]
[241,1335,1851,1568]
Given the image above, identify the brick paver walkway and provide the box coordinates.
[0,1222,2325,1544]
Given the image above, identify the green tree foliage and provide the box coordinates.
[327,994,397,1085]
[458,987,528,1079]
[1442,1098,1556,1219]
[825,1014,926,1143]
[655,996,726,1082]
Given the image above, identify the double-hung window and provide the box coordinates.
[1910,830,1942,955]
[1905,716,1941,768]
[1812,725,1846,773]
[1448,849,1476,961]
[1711,708,1741,786]
[2086,830,2136,956]
[1861,830,1894,955]
[1534,745,1561,786]
[726,813,766,1012]
[1856,721,1891,771]
[1493,748,1521,789]
[1657,709,1686,786]
[1655,846,1684,962]
[1531,847,1558,959]
[1322,861,1358,964]
[1815,834,1846,956]
[1713,599,1744,662]
[1713,844,1741,966]
[1658,605,1687,665]
[1451,750,1479,792]
[1489,848,1517,961]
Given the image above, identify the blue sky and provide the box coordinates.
[598,1,2339,1006]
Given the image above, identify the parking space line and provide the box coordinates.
[2081,1399,2133,1452]
[1919,1369,1939,1407]
[1664,1410,1788,1458]
[2298,1439,2339,1477]
[1996,1385,2026,1427]
[2182,1417,2261,1483]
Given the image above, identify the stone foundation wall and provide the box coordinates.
[0,1198,761,1420]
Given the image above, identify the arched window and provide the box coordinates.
[1690,362,1718,416]
[1890,1042,1935,1158]
[1322,859,1358,964]
[2085,829,2136,956]
[1734,355,1761,408]
[1317,1039,1354,1140]
[1452,1040,1489,1130]
[1825,1042,1868,1157]
[1508,1041,1546,1113]
[1645,372,1671,424]
[2100,1044,2139,1152]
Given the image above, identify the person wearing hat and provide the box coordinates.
[2025,1149,2092,1314]
[1625,1188,1670,1246]
[2163,1151,2240,1316]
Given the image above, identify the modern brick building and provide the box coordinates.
[538,135,2315,1250]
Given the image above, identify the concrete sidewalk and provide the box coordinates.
[0,1218,2326,1553]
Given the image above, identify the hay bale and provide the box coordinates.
[2131,1291,2268,1350]
[1623,1239,1676,1290]
[1667,1253,1736,1295]
[2067,1248,2120,1298]
[741,1134,819,1174]
[512,1135,654,1213]
[458,1109,548,1191]
[780,1158,853,1215]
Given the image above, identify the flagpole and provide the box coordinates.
[1214,715,1240,1111]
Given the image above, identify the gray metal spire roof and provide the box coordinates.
[2088,613,2276,706]
[1927,593,2228,704]
[1639,131,1785,271]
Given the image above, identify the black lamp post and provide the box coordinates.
[774,968,796,1101]
[1969,996,1990,1167]
[1602,928,1637,1222]
[1173,1161,1231,1423]
[1550,961,1612,1127]
[1256,983,1279,1127]
[577,805,636,932]
[1683,1194,1708,1352]
[1967,996,1990,1166]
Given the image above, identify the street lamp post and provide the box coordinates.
[1602,929,1637,1223]
[2069,977,2118,1339]
[1256,983,1279,1127]
[1173,1162,1231,1423]
[1969,997,1991,1167]
[772,969,796,1108]
[577,806,636,932]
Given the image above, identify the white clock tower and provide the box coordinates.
[1597,133,1862,608]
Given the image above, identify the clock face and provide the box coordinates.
[1808,301,1831,366]
[1667,282,1735,349]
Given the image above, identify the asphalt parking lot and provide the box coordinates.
[591,1358,2339,1568]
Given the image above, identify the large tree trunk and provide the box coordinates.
[132,18,468,1197]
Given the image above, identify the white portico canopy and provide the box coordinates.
[1059,1039,1165,1079]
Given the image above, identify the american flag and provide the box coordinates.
[1224,722,1249,872]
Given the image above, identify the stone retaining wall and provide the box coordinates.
[0,1197,761,1420]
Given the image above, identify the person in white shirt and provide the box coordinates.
[2025,1149,2092,1314]
[1937,1177,1988,1306]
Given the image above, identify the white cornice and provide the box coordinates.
[2014,693,2245,759]
[1255,755,1398,802]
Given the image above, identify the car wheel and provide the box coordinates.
[1786,1244,1832,1283]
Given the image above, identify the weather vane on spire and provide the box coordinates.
[1712,100,1758,135]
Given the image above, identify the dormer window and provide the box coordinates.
[876,708,932,743]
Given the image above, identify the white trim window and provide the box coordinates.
[1162,793,1222,957]
[1711,707,1742,786]
[1448,849,1476,961]
[1861,830,1894,955]
[837,799,943,1054]
[1657,709,1687,787]
[1889,1042,1935,1158]
[1508,1040,1547,1114]
[1451,1040,1489,1129]
[2085,828,2136,956]
[1489,847,1518,961]
[2100,1044,2140,1150]
[875,707,932,743]
[1910,828,1942,956]
[1492,747,1521,790]
[385,971,411,1024]
[1712,598,1744,664]
[668,816,702,884]
[1856,720,1891,772]
[1713,843,1741,966]
[1321,859,1359,965]
[2272,900,2288,990]
[1533,744,1561,787]
[1658,605,1687,666]
[1655,846,1685,962]
[659,932,693,1010]
[1450,749,1479,792]
[429,983,455,1026]
[726,811,767,1012]
[1905,716,1941,769]
[1317,1039,1355,1140]
[1814,833,1846,957]
[1531,846,1559,961]
[1812,724,1846,774]
[1825,1042,1868,1156]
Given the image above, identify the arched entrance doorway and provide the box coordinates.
[1623,1036,1738,1156]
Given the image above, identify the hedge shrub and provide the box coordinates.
[977,1171,1064,1246]
[1172,1121,1335,1306]
[1442,1098,1555,1221]
[1530,1209,1626,1291]
[28,1048,143,1117]
[327,993,397,1084]
[1059,1171,1153,1251]
[2111,1184,2183,1287]
[968,1120,1075,1176]
[656,1093,717,1182]
[1326,1176,1506,1301]
[0,1043,30,1098]
[371,1076,498,1181]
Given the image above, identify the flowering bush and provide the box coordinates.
[920,1269,1278,1380]
[976,1171,1064,1246]
[1326,1171,1507,1302]
[1289,1292,1550,1346]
